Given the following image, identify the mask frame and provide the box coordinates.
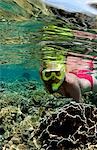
[42,64,65,91]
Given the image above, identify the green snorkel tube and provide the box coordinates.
[51,64,65,91]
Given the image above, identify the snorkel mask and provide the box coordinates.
[42,61,66,91]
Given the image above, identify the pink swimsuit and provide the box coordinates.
[71,70,93,88]
[70,58,94,89]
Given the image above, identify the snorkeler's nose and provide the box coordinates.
[52,75,56,80]
[48,72,55,80]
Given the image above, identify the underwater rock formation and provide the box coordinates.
[35,102,97,150]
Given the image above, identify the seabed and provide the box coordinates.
[0,80,97,150]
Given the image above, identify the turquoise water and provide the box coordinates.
[0,20,44,82]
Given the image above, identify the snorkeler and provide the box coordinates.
[40,52,97,102]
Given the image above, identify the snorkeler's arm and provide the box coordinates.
[66,74,82,102]
[69,81,82,102]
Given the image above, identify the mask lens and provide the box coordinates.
[55,71,61,76]
[45,72,51,77]
[42,70,52,81]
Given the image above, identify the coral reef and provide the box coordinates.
[35,102,97,150]
[0,81,42,149]
[0,80,68,150]
[1,81,97,150]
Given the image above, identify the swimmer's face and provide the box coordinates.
[42,64,65,91]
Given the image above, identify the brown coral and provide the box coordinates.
[35,102,97,150]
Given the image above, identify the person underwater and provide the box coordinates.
[40,52,97,102]
[39,0,97,102]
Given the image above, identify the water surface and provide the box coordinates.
[0,0,97,84]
